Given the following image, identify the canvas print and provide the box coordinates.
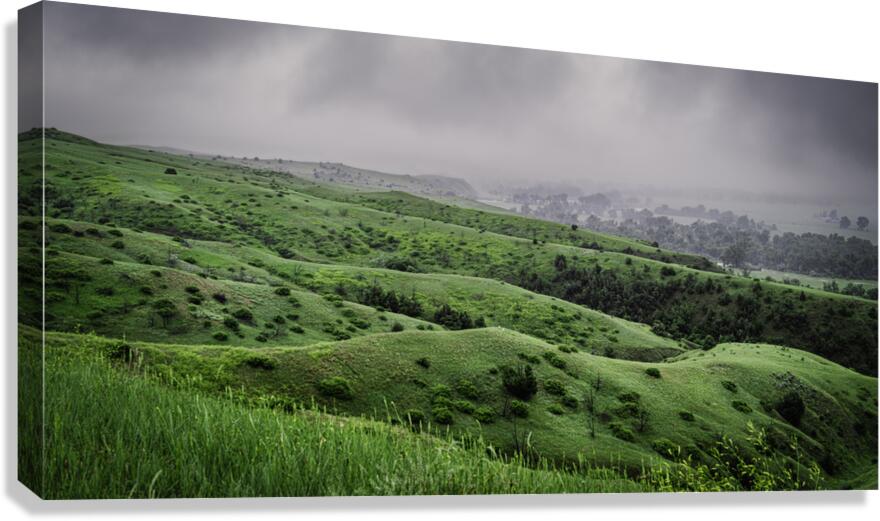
[18,1,878,499]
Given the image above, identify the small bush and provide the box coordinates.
[548,404,565,415]
[659,266,676,277]
[242,354,277,370]
[732,400,752,414]
[212,292,227,303]
[150,270,162,277]
[678,411,695,422]
[318,376,354,400]
[775,391,805,426]
[645,368,661,378]
[223,317,240,331]
[391,322,404,332]
[212,332,228,341]
[139,286,154,295]
[431,384,452,400]
[541,351,567,370]
[95,286,114,296]
[403,409,426,426]
[431,406,454,425]
[609,421,635,441]
[187,296,203,305]
[184,286,200,294]
[232,308,254,322]
[110,240,125,249]
[99,258,114,265]
[473,406,495,423]
[510,400,529,418]
[274,287,291,296]
[501,364,538,401]
[415,357,431,369]
[721,380,738,393]
[543,379,567,396]
[617,391,641,404]
[164,167,178,175]
[290,325,305,334]
[652,438,678,459]
[272,315,286,324]
[455,379,479,399]
[452,400,475,414]
[49,223,72,233]
[561,395,579,409]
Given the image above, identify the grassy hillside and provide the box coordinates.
[18,128,880,497]
[21,328,644,498]
[18,130,877,374]
[35,327,877,490]
[26,217,683,360]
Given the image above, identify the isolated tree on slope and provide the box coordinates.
[840,216,851,229]
[857,216,869,231]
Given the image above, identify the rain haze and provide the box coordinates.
[35,2,878,209]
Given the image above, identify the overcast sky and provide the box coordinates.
[36,2,877,204]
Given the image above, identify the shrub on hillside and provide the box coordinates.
[542,351,567,370]
[732,401,752,414]
[510,400,529,418]
[164,167,178,175]
[318,376,354,400]
[455,379,479,399]
[431,406,454,425]
[415,357,431,369]
[473,406,495,423]
[775,391,805,426]
[609,421,635,441]
[242,354,277,370]
[543,379,566,396]
[212,332,228,341]
[645,368,661,378]
[678,411,695,422]
[212,292,227,303]
[548,404,565,415]
[232,308,254,322]
[110,240,124,249]
[721,380,738,393]
[223,317,240,331]
[391,322,404,332]
[501,364,538,401]
[274,287,291,296]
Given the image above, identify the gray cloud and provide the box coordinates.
[40,1,877,205]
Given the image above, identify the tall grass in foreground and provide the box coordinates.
[31,353,639,498]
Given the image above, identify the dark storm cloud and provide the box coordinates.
[39,1,877,204]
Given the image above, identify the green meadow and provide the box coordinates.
[18,129,878,497]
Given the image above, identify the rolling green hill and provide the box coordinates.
[18,128,879,496]
[33,327,879,490]
[19,129,877,374]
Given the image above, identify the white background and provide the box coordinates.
[0,0,878,519]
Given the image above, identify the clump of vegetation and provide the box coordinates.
[721,380,738,393]
[455,379,480,399]
[391,322,404,332]
[431,406,454,425]
[164,167,178,175]
[732,401,752,414]
[645,368,661,378]
[609,421,635,441]
[541,351,567,370]
[775,391,805,426]
[415,357,430,369]
[543,379,566,396]
[232,308,254,323]
[242,354,277,370]
[678,411,695,422]
[318,376,354,400]
[510,400,529,418]
[212,332,228,341]
[473,406,495,423]
[501,364,538,400]
[274,287,291,296]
